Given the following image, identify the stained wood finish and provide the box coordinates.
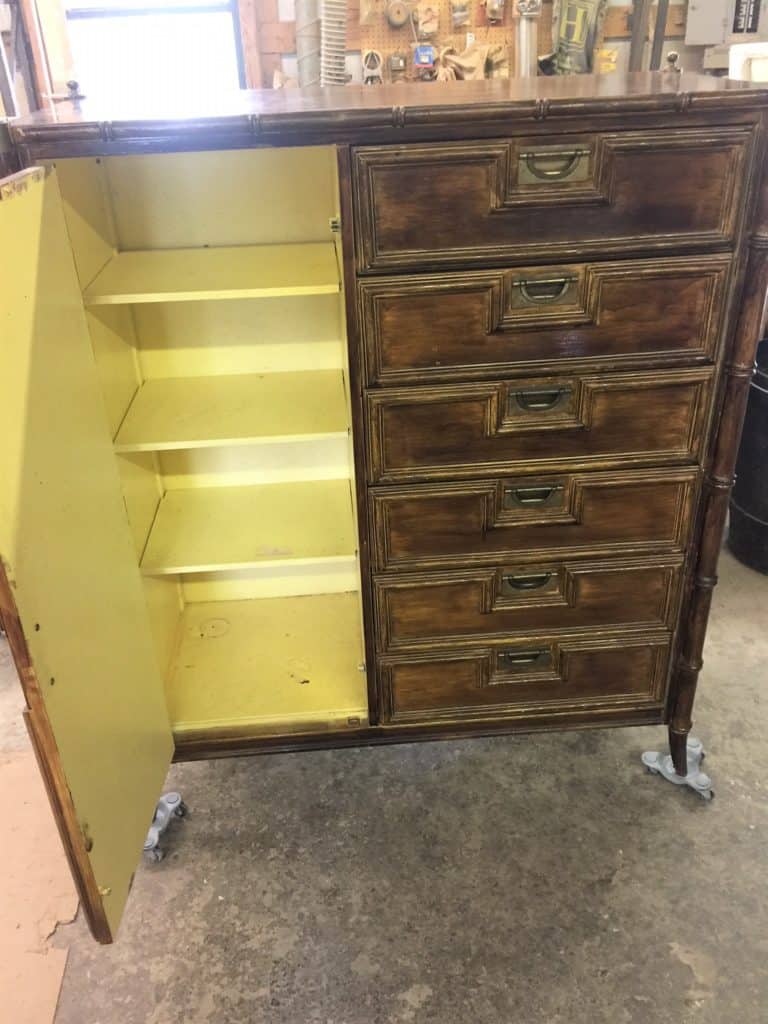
[379,634,672,724]
[173,700,665,760]
[353,128,751,272]
[4,76,768,796]
[338,144,382,725]
[366,369,713,483]
[0,563,112,944]
[11,75,768,162]
[359,254,731,385]
[370,467,699,572]
[374,555,684,652]
[668,235,768,775]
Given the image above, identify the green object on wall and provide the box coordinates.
[539,0,609,75]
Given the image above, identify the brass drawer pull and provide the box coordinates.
[516,276,576,305]
[503,572,553,591]
[504,484,563,508]
[513,386,570,412]
[498,648,550,668]
[520,148,590,181]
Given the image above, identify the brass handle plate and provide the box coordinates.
[512,386,571,412]
[516,276,577,305]
[498,648,551,670]
[503,484,563,509]
[519,147,591,182]
[503,572,553,592]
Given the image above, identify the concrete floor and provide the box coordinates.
[2,548,767,1023]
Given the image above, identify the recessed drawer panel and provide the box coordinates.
[366,368,713,483]
[353,128,751,272]
[371,467,699,571]
[374,556,684,652]
[379,634,672,724]
[359,254,731,385]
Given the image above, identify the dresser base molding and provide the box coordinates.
[171,705,665,761]
[642,736,713,801]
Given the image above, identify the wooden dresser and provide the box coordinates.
[2,73,767,942]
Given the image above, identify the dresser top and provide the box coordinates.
[10,73,768,158]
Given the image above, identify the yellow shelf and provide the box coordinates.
[115,370,348,452]
[166,592,368,734]
[141,479,356,576]
[84,242,339,305]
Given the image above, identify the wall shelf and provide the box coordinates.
[115,370,349,452]
[84,242,340,305]
[141,479,356,576]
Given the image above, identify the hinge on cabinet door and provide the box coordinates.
[329,216,341,233]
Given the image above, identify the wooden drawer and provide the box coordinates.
[378,634,672,724]
[366,368,712,483]
[374,555,684,652]
[353,127,751,272]
[359,254,731,386]
[371,467,699,572]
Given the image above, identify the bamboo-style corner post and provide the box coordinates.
[668,127,768,778]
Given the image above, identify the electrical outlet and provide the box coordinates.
[466,31,475,46]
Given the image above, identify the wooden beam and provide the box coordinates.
[238,0,264,88]
[260,20,297,55]
[18,0,53,108]
[605,3,686,43]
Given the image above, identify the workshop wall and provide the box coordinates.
[241,0,696,87]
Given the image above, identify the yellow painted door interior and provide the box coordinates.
[51,147,369,747]
[0,167,174,939]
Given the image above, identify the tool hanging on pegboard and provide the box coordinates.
[415,3,440,37]
[388,51,408,80]
[414,42,437,74]
[385,0,410,28]
[450,0,470,28]
[484,0,506,25]
[363,49,384,83]
[357,0,517,84]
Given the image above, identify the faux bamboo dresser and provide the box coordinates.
[2,72,768,942]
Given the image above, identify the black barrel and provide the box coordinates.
[729,338,768,573]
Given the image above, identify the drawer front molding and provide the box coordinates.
[370,467,700,571]
[358,254,732,385]
[366,368,713,483]
[379,634,672,724]
[374,555,685,652]
[353,127,752,271]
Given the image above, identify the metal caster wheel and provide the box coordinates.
[143,792,187,862]
[640,738,713,801]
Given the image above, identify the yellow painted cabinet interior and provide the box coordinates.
[0,146,369,942]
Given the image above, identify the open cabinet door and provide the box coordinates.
[0,167,174,943]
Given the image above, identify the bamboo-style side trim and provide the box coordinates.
[337,144,381,724]
[0,124,20,178]
[669,238,768,773]
[0,562,113,944]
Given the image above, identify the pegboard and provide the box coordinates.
[352,0,555,81]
